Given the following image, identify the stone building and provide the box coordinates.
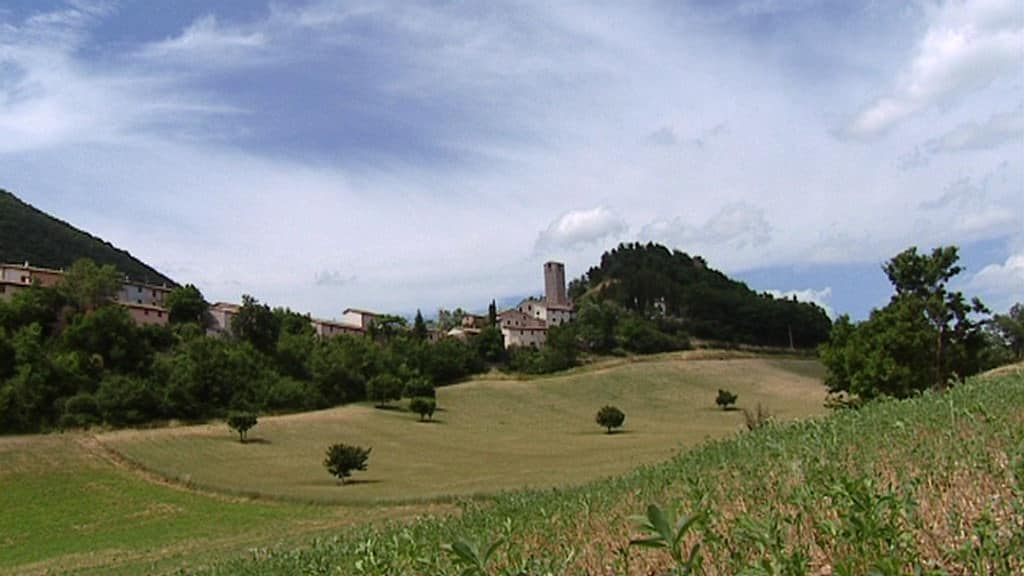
[500,261,576,348]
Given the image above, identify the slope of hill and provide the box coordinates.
[0,189,175,286]
[200,365,1023,575]
[570,242,832,348]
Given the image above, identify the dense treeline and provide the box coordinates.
[569,242,832,348]
[0,263,488,433]
[0,189,175,286]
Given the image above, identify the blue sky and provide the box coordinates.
[1,0,1021,320]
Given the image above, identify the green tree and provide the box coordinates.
[366,373,403,408]
[367,314,407,342]
[488,300,497,326]
[595,405,625,434]
[323,443,371,484]
[61,305,151,374]
[409,397,436,421]
[882,246,988,388]
[59,392,102,429]
[715,389,738,410]
[233,295,280,353]
[436,308,467,331]
[413,309,428,341]
[575,300,621,353]
[821,245,989,401]
[403,376,435,399]
[227,411,258,442]
[165,284,208,325]
[540,323,578,372]
[474,325,506,363]
[59,258,121,312]
[95,374,161,426]
[310,336,371,405]
[991,303,1024,361]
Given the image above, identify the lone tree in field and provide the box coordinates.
[367,374,403,408]
[409,397,436,421]
[227,411,258,443]
[715,389,738,410]
[324,443,371,484]
[595,405,625,434]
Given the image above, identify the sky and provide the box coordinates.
[0,0,1021,320]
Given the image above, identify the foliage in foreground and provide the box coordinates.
[197,368,1024,575]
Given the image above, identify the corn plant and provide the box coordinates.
[442,537,504,576]
[629,503,706,575]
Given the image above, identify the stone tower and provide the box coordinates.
[544,261,567,306]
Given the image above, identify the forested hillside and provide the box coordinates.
[570,242,832,348]
[0,189,175,286]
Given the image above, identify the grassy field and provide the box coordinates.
[0,434,448,575]
[99,353,827,503]
[201,364,1024,575]
[0,353,824,574]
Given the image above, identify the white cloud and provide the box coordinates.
[847,0,1023,137]
[641,203,772,255]
[535,207,628,252]
[926,107,1024,152]
[0,7,242,153]
[137,15,268,66]
[764,287,834,318]
[0,1,1020,320]
[968,251,1024,312]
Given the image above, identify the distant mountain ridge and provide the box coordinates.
[0,189,176,286]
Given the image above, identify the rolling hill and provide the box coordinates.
[0,189,175,286]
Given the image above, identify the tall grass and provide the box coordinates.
[196,368,1024,575]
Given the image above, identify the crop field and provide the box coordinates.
[0,353,823,574]
[199,364,1024,575]
[99,353,826,503]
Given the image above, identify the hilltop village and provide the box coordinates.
[0,260,576,349]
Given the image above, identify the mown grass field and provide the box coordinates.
[199,364,1024,575]
[0,353,825,574]
[99,353,827,503]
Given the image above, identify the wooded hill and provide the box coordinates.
[569,242,832,348]
[0,189,175,286]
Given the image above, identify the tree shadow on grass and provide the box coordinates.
[602,429,631,435]
[339,478,381,486]
[414,418,445,424]
[303,477,383,487]
[373,405,406,412]
[241,437,272,445]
